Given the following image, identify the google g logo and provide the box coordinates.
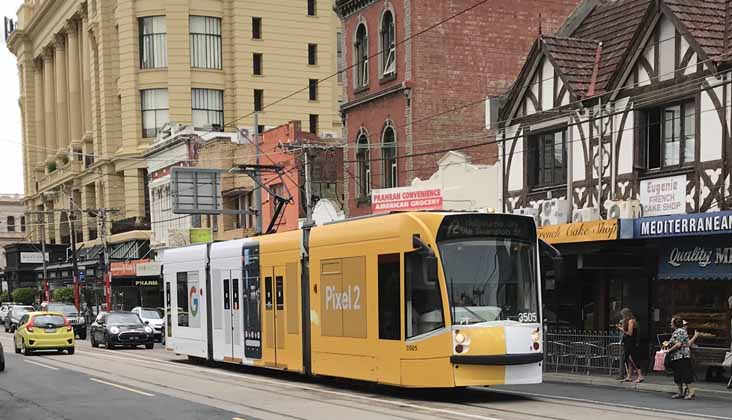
[189,287,199,317]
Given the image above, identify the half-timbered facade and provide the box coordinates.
[499,0,732,354]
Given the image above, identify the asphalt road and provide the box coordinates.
[0,333,730,420]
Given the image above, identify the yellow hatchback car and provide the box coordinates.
[14,311,75,355]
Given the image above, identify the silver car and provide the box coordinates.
[4,305,35,333]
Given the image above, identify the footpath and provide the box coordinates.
[545,371,732,401]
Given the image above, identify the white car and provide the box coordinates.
[0,302,19,324]
[130,307,164,343]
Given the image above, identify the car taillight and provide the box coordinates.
[26,318,34,332]
[65,318,72,332]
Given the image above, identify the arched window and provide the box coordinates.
[354,23,369,88]
[6,216,15,232]
[356,133,371,198]
[382,126,397,188]
[380,10,395,77]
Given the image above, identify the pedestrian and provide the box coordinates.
[666,316,696,399]
[617,308,644,383]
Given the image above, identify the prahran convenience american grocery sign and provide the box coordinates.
[371,186,443,213]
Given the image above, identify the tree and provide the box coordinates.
[52,287,75,304]
[12,288,37,305]
[0,291,10,302]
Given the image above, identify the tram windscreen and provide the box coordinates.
[436,214,539,325]
[440,239,538,324]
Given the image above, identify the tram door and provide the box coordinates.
[263,266,287,367]
[222,271,243,362]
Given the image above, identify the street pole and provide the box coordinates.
[68,206,80,313]
[303,150,314,222]
[100,208,111,311]
[254,113,263,235]
[38,212,49,302]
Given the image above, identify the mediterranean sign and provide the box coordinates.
[20,252,49,264]
[371,185,443,213]
[658,238,732,279]
[538,220,619,244]
[640,175,686,217]
[634,210,732,239]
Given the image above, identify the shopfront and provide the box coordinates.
[631,211,732,350]
[109,260,162,310]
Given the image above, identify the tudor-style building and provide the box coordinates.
[334,0,584,217]
[499,0,732,357]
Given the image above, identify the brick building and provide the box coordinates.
[335,0,586,216]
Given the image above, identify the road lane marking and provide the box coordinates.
[24,359,60,371]
[487,388,732,420]
[90,378,156,397]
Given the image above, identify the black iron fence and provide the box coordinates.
[545,329,624,376]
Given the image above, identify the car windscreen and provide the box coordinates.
[47,304,78,315]
[140,309,162,319]
[107,313,143,325]
[32,315,66,327]
[12,306,34,314]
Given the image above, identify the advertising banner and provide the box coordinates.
[640,175,686,217]
[371,186,443,213]
[658,238,732,279]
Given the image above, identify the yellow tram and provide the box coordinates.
[163,212,544,388]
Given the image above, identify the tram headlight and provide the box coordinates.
[531,328,541,350]
[455,332,466,344]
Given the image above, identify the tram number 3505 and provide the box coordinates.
[518,312,538,323]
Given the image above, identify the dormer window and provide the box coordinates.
[380,11,395,77]
[354,23,369,89]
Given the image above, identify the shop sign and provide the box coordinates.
[640,175,686,217]
[20,252,49,264]
[371,186,443,213]
[538,220,618,244]
[634,210,732,239]
[190,228,212,244]
[658,238,732,279]
[168,229,191,247]
[135,261,161,277]
[134,279,159,287]
[110,259,150,277]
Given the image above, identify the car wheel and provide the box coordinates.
[78,330,87,340]
[22,339,31,356]
[145,342,154,349]
[105,336,114,350]
[90,334,98,348]
[14,337,20,354]
[67,347,75,355]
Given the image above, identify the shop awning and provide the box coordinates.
[657,237,732,280]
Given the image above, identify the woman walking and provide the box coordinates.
[617,308,644,383]
[666,317,696,399]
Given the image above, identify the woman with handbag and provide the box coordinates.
[666,317,696,399]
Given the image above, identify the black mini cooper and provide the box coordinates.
[90,311,155,349]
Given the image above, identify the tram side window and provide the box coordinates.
[177,272,190,327]
[405,251,444,339]
[378,254,401,340]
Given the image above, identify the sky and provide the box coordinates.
[0,0,27,195]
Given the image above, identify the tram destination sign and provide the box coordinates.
[437,214,536,242]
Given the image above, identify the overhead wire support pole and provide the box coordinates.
[254,113,263,235]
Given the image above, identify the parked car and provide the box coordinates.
[0,341,5,371]
[42,302,87,340]
[90,311,154,349]
[4,305,35,333]
[130,307,164,343]
[0,302,19,324]
[13,311,75,355]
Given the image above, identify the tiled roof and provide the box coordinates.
[571,0,652,94]
[542,36,602,97]
[664,0,727,62]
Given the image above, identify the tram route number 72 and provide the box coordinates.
[325,285,361,311]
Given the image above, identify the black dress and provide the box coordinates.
[622,320,641,368]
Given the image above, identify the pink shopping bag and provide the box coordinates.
[653,350,667,372]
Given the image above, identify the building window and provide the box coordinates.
[233,192,253,229]
[382,126,397,188]
[528,129,566,188]
[20,216,25,232]
[6,216,15,232]
[380,10,395,77]
[309,114,318,134]
[309,79,318,101]
[307,0,316,16]
[189,16,222,69]
[191,88,223,130]
[253,53,263,75]
[640,100,696,169]
[354,23,369,89]
[308,43,318,65]
[356,133,371,198]
[254,89,263,112]
[139,16,167,69]
[252,17,262,39]
[141,89,169,137]
[336,32,344,83]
